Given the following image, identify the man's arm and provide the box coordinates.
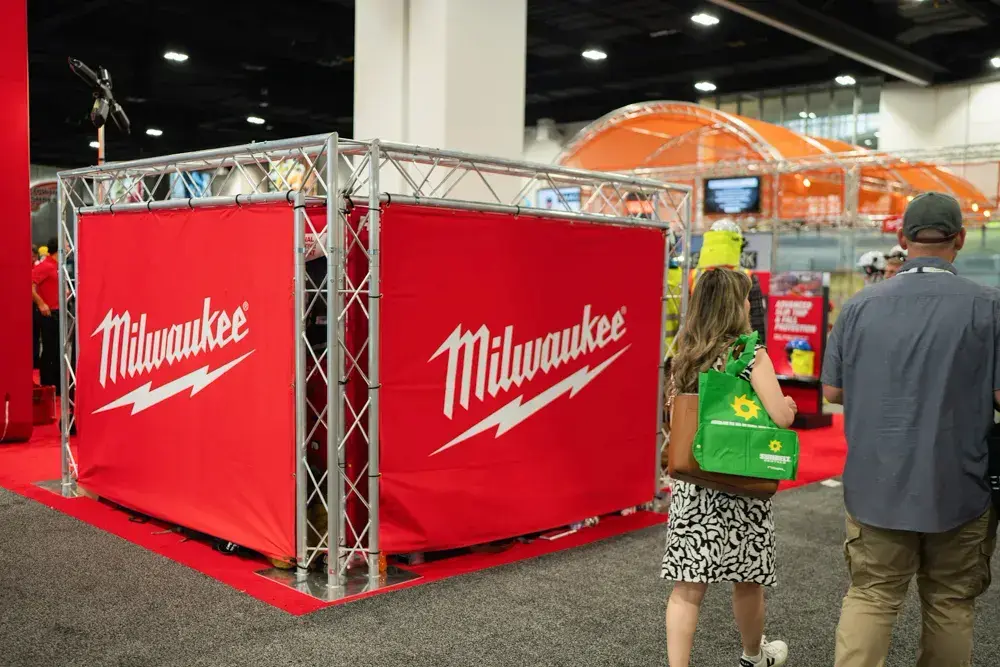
[31,283,50,316]
[821,304,847,405]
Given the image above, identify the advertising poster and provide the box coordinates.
[766,271,828,380]
[75,205,296,558]
[379,204,665,553]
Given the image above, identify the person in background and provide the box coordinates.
[35,244,49,266]
[32,237,61,391]
[663,268,796,667]
[883,245,907,279]
[823,192,998,667]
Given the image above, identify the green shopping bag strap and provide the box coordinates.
[725,331,760,377]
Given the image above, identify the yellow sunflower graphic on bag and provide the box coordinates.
[731,394,761,421]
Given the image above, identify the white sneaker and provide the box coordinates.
[739,636,788,667]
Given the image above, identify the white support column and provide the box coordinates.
[354,0,528,200]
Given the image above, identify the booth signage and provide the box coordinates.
[766,271,827,380]
[378,205,665,553]
[76,205,297,559]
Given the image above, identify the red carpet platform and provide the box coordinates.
[0,415,846,615]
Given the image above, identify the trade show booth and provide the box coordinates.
[55,135,691,598]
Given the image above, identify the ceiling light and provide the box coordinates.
[582,49,607,61]
[985,210,992,218]
[991,56,1000,69]
[865,139,873,146]
[907,195,914,202]
[802,178,811,188]
[691,13,720,26]
[798,111,808,119]
[808,112,817,119]
[247,116,265,125]
[163,51,189,63]
[972,203,980,212]
[835,75,856,86]
[145,128,163,137]
[694,81,716,92]
[89,141,99,149]
[874,131,881,138]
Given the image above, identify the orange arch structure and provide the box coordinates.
[557,101,991,226]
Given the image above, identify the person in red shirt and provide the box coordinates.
[32,237,61,390]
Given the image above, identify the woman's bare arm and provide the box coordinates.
[750,349,796,428]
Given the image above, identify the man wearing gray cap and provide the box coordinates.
[822,192,998,667]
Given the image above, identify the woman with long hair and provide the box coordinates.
[664,268,797,667]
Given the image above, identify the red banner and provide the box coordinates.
[76,205,296,558]
[379,204,665,553]
[0,0,32,442]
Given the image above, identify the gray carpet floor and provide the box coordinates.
[2,482,999,667]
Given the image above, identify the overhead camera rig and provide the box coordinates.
[68,57,130,163]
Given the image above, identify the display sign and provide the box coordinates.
[378,205,665,553]
[704,176,761,215]
[766,271,827,381]
[75,205,297,559]
[536,187,582,212]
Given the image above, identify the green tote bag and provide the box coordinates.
[692,332,799,481]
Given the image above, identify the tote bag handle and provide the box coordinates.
[724,331,760,378]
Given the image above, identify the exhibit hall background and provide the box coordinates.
[0,0,32,442]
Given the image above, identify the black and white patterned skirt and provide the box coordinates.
[660,480,776,585]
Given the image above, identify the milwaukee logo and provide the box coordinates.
[91,298,253,415]
[429,305,629,455]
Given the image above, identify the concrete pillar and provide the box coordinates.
[354,0,527,199]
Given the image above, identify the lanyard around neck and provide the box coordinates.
[896,266,954,276]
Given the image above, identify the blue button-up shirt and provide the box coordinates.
[822,256,1000,532]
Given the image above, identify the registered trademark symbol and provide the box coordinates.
[243,301,250,311]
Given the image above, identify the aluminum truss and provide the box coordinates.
[57,133,691,598]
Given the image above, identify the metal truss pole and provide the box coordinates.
[57,179,74,496]
[655,226,672,493]
[367,141,383,586]
[325,134,345,591]
[680,190,693,323]
[293,189,309,577]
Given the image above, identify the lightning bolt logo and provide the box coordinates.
[430,345,630,457]
[93,350,255,416]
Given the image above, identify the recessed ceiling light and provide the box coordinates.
[835,74,856,86]
[89,141,100,149]
[247,116,265,125]
[146,128,163,137]
[798,111,808,119]
[991,56,1000,69]
[865,139,873,146]
[582,49,607,61]
[694,81,716,92]
[163,51,189,63]
[808,112,817,119]
[691,13,720,26]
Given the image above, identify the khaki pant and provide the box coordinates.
[835,509,997,667]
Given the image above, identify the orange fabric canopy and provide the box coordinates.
[558,102,990,224]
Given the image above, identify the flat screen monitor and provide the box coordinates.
[703,176,761,215]
[536,187,582,212]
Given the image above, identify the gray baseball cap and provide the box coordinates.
[902,192,963,240]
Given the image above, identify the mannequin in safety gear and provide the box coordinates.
[857,250,887,285]
[694,220,767,338]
